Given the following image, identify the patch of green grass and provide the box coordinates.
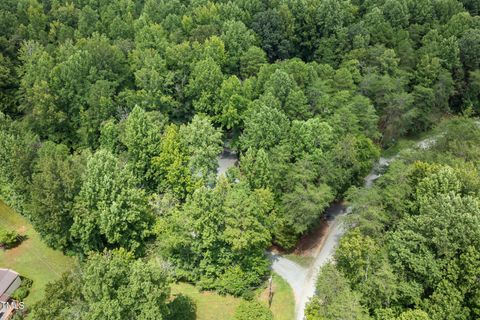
[171,283,241,320]
[171,273,295,320]
[0,200,75,307]
[283,254,314,268]
[258,273,295,320]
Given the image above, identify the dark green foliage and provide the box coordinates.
[234,300,273,320]
[155,179,273,296]
[167,294,196,320]
[0,115,39,213]
[251,9,293,61]
[29,141,87,250]
[11,277,33,301]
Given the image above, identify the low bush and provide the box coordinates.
[0,226,19,248]
[234,300,273,320]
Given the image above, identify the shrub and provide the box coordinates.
[0,226,19,248]
[11,277,33,301]
[233,300,273,320]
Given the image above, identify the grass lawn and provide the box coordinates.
[172,272,295,320]
[283,254,314,268]
[258,274,295,320]
[171,283,241,320]
[0,200,75,307]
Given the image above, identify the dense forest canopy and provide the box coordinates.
[0,0,479,319]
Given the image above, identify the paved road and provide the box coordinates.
[270,209,346,320]
[268,254,307,303]
[270,156,394,320]
[216,139,437,319]
[295,213,346,320]
[270,137,438,319]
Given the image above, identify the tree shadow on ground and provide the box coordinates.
[168,294,196,320]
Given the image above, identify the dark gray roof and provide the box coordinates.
[0,269,20,302]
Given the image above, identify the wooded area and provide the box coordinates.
[0,0,479,319]
[306,118,480,319]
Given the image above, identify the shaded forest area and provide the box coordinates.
[0,0,479,319]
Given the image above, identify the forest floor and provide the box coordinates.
[0,200,75,307]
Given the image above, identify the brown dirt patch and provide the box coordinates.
[293,218,330,257]
[17,225,27,233]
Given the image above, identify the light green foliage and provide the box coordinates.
[305,263,369,320]
[240,102,290,151]
[333,118,480,319]
[152,124,197,199]
[179,114,223,183]
[187,57,224,115]
[2,0,480,315]
[240,148,272,189]
[288,118,333,159]
[152,116,222,198]
[216,75,249,129]
[263,69,311,119]
[336,229,380,285]
[125,46,176,113]
[99,119,120,152]
[234,300,273,320]
[71,150,153,255]
[0,225,18,248]
[121,105,165,190]
[221,20,256,73]
[396,309,430,320]
[30,249,171,320]
[240,46,267,78]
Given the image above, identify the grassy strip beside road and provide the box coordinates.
[259,273,295,320]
